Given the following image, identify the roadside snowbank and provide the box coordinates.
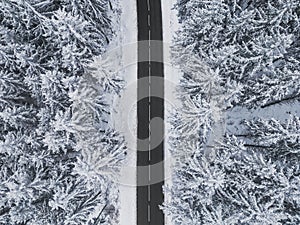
[115,0,137,225]
[161,0,180,224]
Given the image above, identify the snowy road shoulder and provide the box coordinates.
[115,0,138,225]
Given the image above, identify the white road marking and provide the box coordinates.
[148,184,151,201]
[148,9,151,223]
[148,164,151,181]
[148,27,151,163]
[147,0,150,11]
[148,14,151,27]
[148,204,151,222]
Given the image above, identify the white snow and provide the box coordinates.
[116,0,137,225]
[227,103,300,136]
[161,0,180,224]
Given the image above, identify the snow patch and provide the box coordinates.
[161,0,180,225]
[116,0,137,225]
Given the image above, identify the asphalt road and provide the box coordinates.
[137,0,164,224]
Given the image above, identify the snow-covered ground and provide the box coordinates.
[115,0,137,225]
[227,104,300,135]
[161,0,180,224]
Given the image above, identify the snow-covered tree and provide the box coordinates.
[164,134,300,225]
[0,0,125,224]
[242,115,300,159]
[174,0,300,108]
[166,1,300,224]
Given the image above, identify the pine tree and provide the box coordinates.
[0,0,125,224]
[174,0,300,108]
[166,0,300,224]
[164,134,300,225]
[242,115,300,159]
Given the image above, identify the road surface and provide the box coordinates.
[137,0,164,224]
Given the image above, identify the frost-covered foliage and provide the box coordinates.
[168,51,224,161]
[243,115,300,159]
[165,135,300,225]
[165,0,300,224]
[174,0,300,108]
[0,0,125,224]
